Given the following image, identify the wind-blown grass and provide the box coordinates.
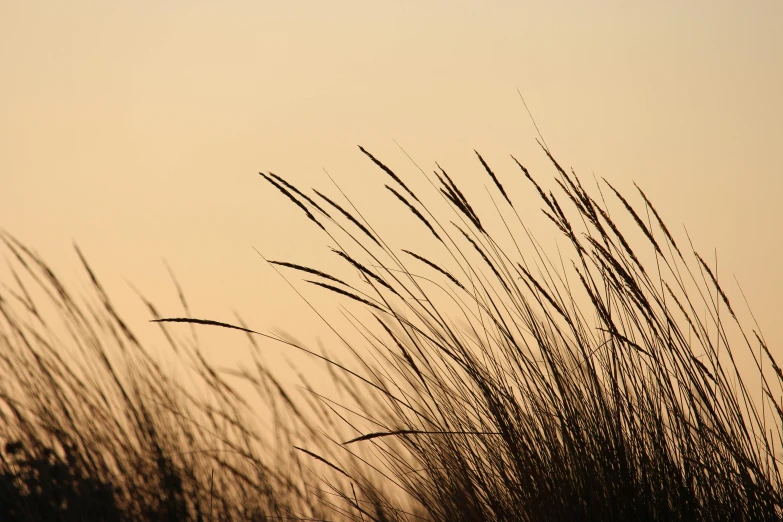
[0,234,331,521]
[1,140,781,521]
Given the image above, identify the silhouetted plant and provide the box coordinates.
[1,138,781,521]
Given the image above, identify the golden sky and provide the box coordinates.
[1,1,781,378]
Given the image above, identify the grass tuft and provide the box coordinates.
[1,140,781,521]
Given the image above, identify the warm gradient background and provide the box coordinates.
[1,2,781,382]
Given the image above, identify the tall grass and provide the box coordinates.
[1,141,781,521]
[0,235,330,520]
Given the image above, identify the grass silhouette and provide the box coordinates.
[1,141,781,521]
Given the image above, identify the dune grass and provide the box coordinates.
[1,142,781,521]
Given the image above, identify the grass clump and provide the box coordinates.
[1,139,781,521]
[0,235,330,520]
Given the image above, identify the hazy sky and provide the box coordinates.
[1,1,781,377]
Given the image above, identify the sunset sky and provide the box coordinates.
[1,1,781,378]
